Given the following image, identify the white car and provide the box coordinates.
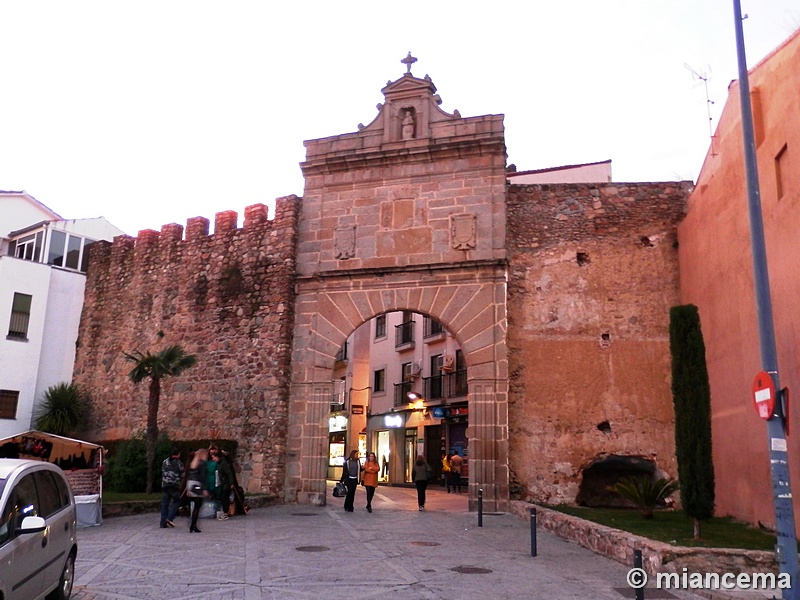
[0,459,77,600]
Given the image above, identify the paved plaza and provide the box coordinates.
[71,484,778,600]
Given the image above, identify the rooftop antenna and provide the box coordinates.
[685,63,717,157]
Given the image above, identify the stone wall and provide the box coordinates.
[73,197,300,495]
[506,182,692,504]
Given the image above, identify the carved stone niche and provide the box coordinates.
[399,106,417,140]
[450,213,476,250]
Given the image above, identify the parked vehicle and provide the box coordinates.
[0,459,77,599]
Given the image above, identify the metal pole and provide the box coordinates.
[530,507,537,557]
[478,488,483,527]
[633,549,644,600]
[733,2,799,596]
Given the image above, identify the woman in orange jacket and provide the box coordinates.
[362,452,380,513]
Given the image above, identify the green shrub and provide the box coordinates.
[35,382,90,436]
[103,436,239,493]
[670,304,715,538]
[105,434,172,493]
[608,476,679,519]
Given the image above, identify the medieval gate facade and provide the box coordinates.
[73,63,690,511]
[284,70,510,511]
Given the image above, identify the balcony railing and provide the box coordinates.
[423,318,444,338]
[394,320,415,348]
[393,381,413,407]
[7,311,30,339]
[422,370,468,400]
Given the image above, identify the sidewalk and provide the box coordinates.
[70,484,776,599]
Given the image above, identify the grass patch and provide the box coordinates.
[546,505,778,551]
[103,491,161,503]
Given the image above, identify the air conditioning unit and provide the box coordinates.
[440,354,455,372]
[410,361,422,377]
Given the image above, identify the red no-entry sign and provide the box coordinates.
[753,371,776,420]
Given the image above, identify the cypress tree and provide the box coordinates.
[669,304,715,539]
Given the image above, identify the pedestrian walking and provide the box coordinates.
[411,455,433,510]
[159,447,183,528]
[442,451,452,492]
[340,450,361,512]
[362,452,380,512]
[449,450,464,493]
[186,448,209,532]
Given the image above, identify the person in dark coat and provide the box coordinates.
[411,455,433,510]
[159,447,183,528]
[340,450,361,512]
[186,448,209,533]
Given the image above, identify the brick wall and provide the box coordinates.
[506,182,692,504]
[65,469,100,495]
[73,197,300,495]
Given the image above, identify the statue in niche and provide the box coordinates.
[401,110,415,140]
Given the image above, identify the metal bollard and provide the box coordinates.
[478,488,483,527]
[530,507,537,557]
[633,549,644,600]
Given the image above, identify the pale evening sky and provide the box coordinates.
[1,1,798,235]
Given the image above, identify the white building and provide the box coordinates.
[505,159,612,184]
[0,191,125,438]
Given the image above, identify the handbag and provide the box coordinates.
[333,481,347,497]
[186,479,203,498]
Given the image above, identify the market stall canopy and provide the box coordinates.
[0,430,102,470]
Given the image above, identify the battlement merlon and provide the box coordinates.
[84,198,301,269]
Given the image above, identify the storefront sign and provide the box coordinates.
[448,407,468,416]
[384,414,403,428]
[351,405,364,415]
[431,407,446,418]
[329,415,348,432]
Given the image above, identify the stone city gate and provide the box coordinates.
[283,61,510,511]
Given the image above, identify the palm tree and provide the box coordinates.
[124,344,197,493]
[35,382,89,436]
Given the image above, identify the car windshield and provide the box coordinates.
[0,480,6,498]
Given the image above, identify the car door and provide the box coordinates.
[34,470,72,594]
[1,474,46,599]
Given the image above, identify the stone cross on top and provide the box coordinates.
[401,52,417,75]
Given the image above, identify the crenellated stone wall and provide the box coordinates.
[506,182,692,504]
[73,197,300,495]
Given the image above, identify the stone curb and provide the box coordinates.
[508,501,777,576]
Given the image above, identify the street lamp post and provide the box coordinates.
[733,2,799,596]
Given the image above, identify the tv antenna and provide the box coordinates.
[685,63,717,156]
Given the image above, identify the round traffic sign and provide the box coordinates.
[753,371,776,420]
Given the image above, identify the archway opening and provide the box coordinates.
[327,310,468,489]
[576,454,659,508]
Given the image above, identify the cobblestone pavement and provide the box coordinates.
[70,484,778,600]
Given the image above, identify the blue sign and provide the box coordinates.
[431,407,445,418]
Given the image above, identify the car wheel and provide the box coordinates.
[47,552,75,600]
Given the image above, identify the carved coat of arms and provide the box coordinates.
[334,225,356,260]
[450,213,476,250]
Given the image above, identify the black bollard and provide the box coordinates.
[530,507,537,557]
[478,488,483,527]
[633,549,644,600]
